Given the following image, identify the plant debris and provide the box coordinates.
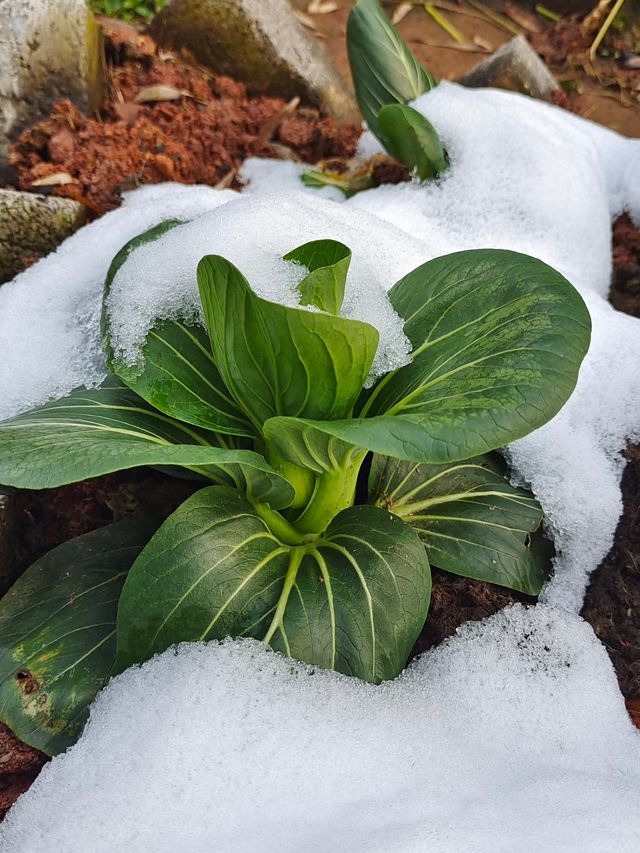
[7,19,359,213]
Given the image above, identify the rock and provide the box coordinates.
[151,0,357,121]
[0,190,87,284]
[459,35,560,102]
[0,0,103,172]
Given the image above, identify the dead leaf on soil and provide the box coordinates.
[473,35,494,52]
[392,2,413,24]
[133,85,188,104]
[307,0,339,13]
[31,172,76,187]
[409,37,491,53]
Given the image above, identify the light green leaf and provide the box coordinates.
[378,103,447,180]
[347,0,437,147]
[102,221,253,438]
[0,518,156,755]
[369,452,552,594]
[197,254,379,428]
[0,380,294,509]
[283,239,352,315]
[264,416,360,475]
[116,486,431,683]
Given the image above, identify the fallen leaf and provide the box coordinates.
[307,0,339,13]
[31,172,76,187]
[392,2,413,25]
[409,37,491,53]
[473,35,494,51]
[133,85,184,104]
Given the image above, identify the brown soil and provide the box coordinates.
[582,445,640,698]
[7,18,359,214]
[293,0,640,137]
[610,213,640,317]
[0,725,46,821]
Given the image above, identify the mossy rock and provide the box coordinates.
[0,190,87,284]
[0,0,103,168]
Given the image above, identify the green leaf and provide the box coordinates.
[265,251,591,467]
[117,486,431,683]
[0,518,156,755]
[347,0,437,147]
[197,254,379,428]
[369,452,553,594]
[358,249,592,462]
[102,222,253,438]
[378,103,447,180]
[283,239,352,314]
[0,380,294,509]
[264,416,359,475]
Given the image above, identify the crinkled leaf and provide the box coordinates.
[197,254,379,428]
[357,249,592,462]
[0,518,156,755]
[378,103,447,180]
[347,0,437,146]
[283,239,351,314]
[0,380,293,509]
[102,222,252,438]
[264,416,360,474]
[117,486,431,683]
[369,452,553,594]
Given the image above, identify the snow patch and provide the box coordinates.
[106,193,417,383]
[2,606,639,852]
[0,184,237,420]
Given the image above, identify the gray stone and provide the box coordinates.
[460,36,560,102]
[0,189,87,284]
[151,0,357,121]
[0,0,103,169]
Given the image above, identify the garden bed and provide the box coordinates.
[0,0,639,840]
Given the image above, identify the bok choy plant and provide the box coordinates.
[303,0,448,193]
[0,222,591,755]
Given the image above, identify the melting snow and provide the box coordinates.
[1,606,639,852]
[1,84,639,849]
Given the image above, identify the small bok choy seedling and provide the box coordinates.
[0,222,591,756]
[303,0,447,192]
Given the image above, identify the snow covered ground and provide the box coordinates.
[1,85,639,850]
[2,606,640,853]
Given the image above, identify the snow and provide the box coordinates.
[1,82,640,848]
[0,184,237,420]
[2,605,639,853]
[106,193,416,383]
